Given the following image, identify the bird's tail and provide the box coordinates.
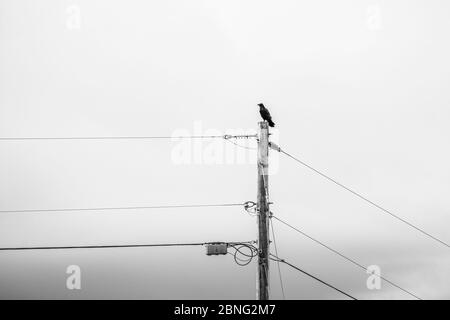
[268,119,275,127]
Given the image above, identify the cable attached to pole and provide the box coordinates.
[0,134,258,141]
[270,217,286,299]
[269,253,357,300]
[270,143,450,250]
[271,214,422,300]
[0,241,256,252]
[0,202,246,214]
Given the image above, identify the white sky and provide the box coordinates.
[0,0,449,299]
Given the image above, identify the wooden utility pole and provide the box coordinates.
[257,121,270,300]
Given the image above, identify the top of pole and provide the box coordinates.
[259,121,269,129]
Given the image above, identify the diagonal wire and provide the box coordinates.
[271,214,422,300]
[224,138,257,150]
[270,217,286,299]
[269,253,357,300]
[277,148,450,249]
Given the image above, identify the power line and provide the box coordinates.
[270,218,286,299]
[224,138,257,150]
[0,134,257,141]
[269,253,357,300]
[0,202,245,214]
[0,136,220,141]
[271,214,422,300]
[228,243,259,266]
[275,147,450,249]
[0,241,255,251]
[0,243,205,251]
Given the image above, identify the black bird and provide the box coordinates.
[258,103,275,127]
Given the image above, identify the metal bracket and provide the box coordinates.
[268,142,281,152]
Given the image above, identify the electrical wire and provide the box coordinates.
[0,242,206,251]
[0,203,245,214]
[228,243,258,266]
[0,134,258,141]
[271,214,422,300]
[277,148,450,249]
[224,138,257,150]
[270,217,286,299]
[0,241,255,252]
[269,253,357,300]
[243,201,257,217]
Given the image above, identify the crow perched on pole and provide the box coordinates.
[258,103,275,127]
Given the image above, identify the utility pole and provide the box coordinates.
[257,121,270,300]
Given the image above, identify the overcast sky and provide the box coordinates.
[1,0,449,299]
